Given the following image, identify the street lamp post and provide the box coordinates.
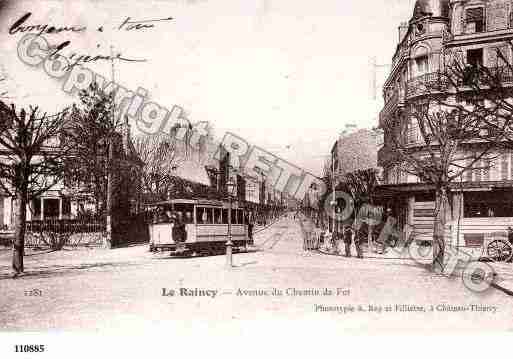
[226,180,236,269]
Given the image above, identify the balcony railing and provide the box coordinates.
[406,66,513,99]
[406,72,450,98]
[471,65,513,85]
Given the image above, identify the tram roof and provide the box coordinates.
[146,198,229,207]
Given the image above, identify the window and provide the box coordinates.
[414,192,435,203]
[465,7,485,33]
[464,190,513,218]
[206,208,213,223]
[237,210,244,224]
[467,48,483,67]
[196,208,204,223]
[33,198,41,218]
[62,198,71,218]
[407,118,419,144]
[415,56,428,76]
[175,203,194,223]
[196,207,213,224]
[44,199,60,219]
[214,208,222,224]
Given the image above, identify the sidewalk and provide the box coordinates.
[298,216,513,295]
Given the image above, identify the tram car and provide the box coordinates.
[147,198,252,256]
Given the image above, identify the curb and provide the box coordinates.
[316,248,410,260]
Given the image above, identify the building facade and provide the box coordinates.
[329,124,380,184]
[378,0,513,247]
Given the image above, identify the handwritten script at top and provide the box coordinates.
[8,13,175,67]
[9,12,174,35]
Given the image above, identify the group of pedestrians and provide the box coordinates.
[341,225,363,258]
[317,225,363,258]
[298,213,363,259]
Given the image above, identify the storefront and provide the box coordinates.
[377,183,513,248]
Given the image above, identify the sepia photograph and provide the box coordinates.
[0,0,512,356]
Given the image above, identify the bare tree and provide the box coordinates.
[381,44,513,271]
[64,83,120,216]
[133,134,181,201]
[343,168,382,251]
[0,102,71,275]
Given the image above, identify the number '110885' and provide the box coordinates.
[15,345,45,353]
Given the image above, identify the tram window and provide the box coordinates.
[231,209,238,224]
[222,209,228,224]
[214,208,222,224]
[197,207,208,224]
[196,208,202,223]
[237,210,244,224]
[175,203,194,223]
[201,208,213,224]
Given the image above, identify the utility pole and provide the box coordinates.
[106,45,116,249]
[370,56,391,101]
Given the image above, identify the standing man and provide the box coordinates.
[173,212,187,253]
[247,210,254,245]
[343,225,353,258]
[331,224,339,254]
[354,229,363,259]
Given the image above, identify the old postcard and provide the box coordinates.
[0,0,512,356]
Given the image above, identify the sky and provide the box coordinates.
[0,0,417,176]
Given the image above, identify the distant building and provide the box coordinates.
[329,124,380,185]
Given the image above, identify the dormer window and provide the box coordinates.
[465,7,485,33]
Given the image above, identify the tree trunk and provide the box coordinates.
[433,186,450,273]
[12,189,28,274]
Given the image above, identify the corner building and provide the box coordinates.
[378,0,513,249]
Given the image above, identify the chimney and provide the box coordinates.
[398,22,408,43]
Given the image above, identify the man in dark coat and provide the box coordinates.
[354,229,363,259]
[172,213,187,252]
[343,225,353,257]
[246,211,254,244]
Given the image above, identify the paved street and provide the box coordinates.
[0,217,512,332]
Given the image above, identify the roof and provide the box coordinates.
[376,180,513,197]
[149,199,223,206]
[412,0,450,20]
[145,198,246,209]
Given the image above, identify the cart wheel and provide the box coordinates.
[486,239,513,262]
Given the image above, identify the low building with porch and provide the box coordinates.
[0,120,142,233]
